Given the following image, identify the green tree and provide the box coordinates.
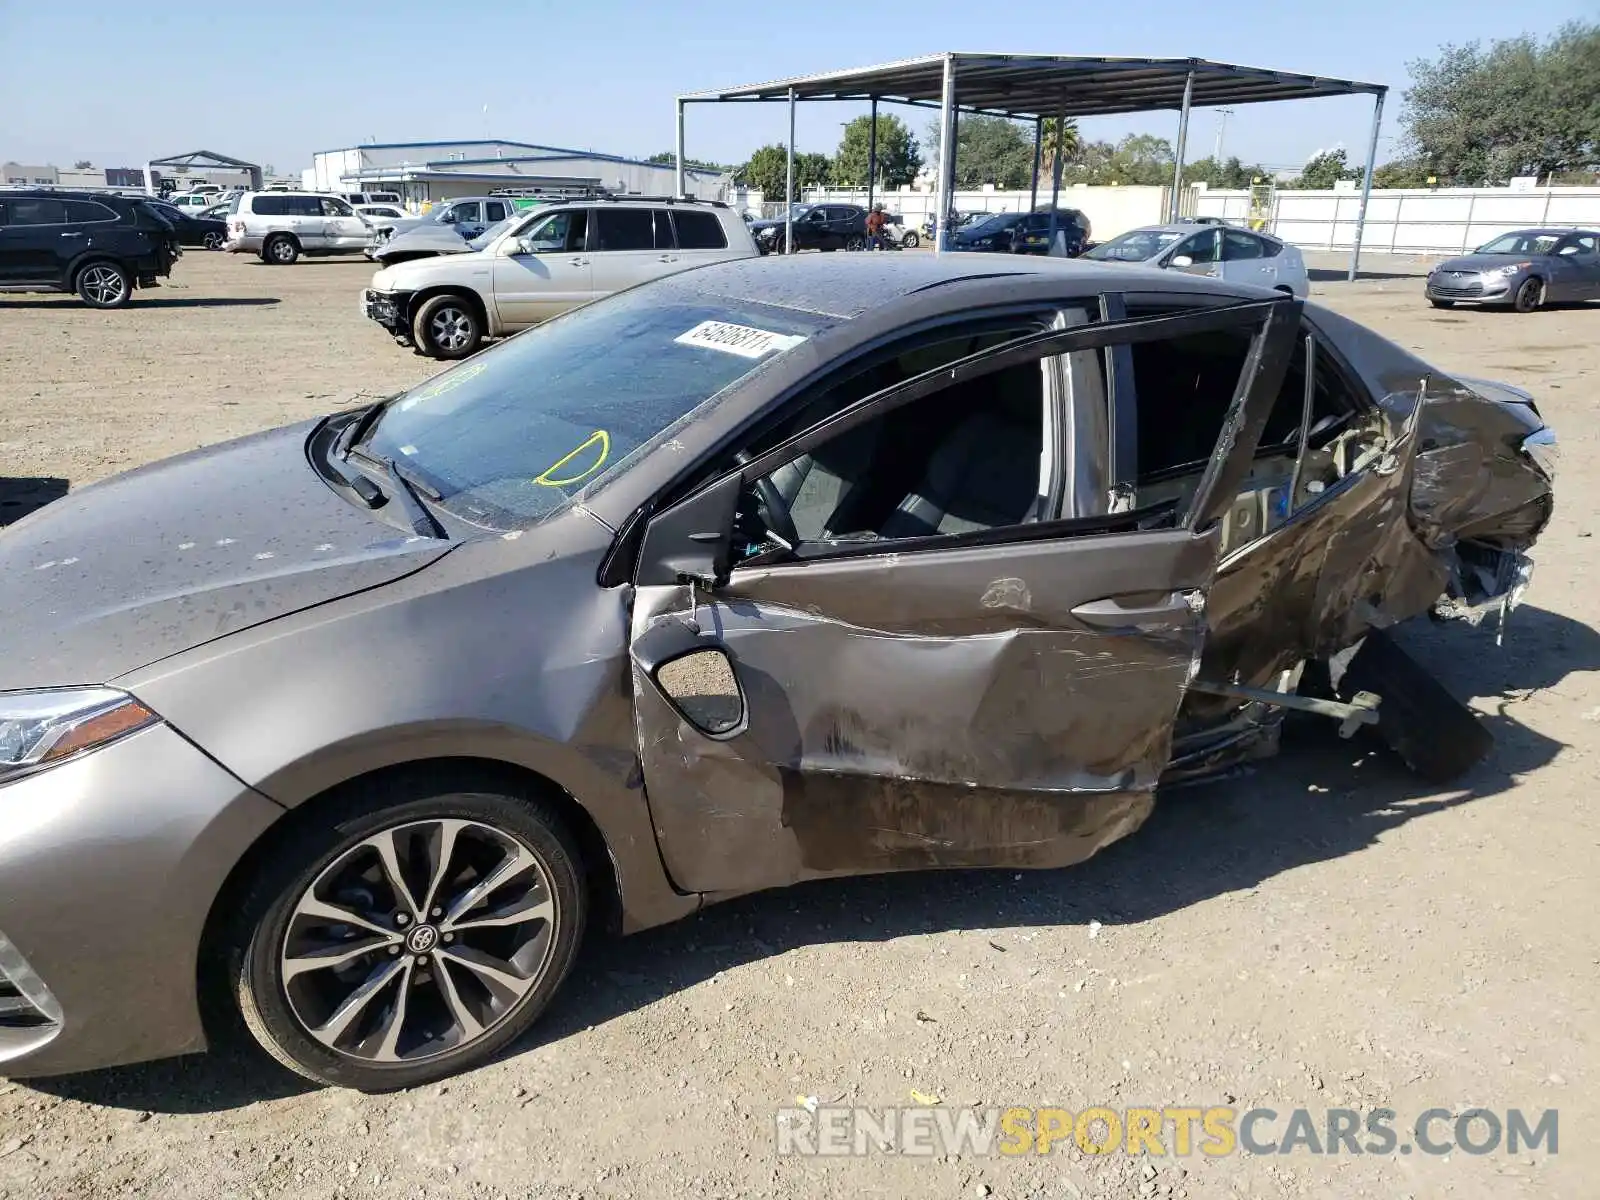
[1372,158,1435,188]
[924,115,1037,189]
[1401,21,1599,183]
[832,114,922,188]
[1039,117,1082,178]
[1286,148,1363,189]
[1182,155,1265,189]
[647,151,730,172]
[735,145,830,201]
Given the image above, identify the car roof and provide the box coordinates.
[0,188,138,206]
[653,252,1201,320]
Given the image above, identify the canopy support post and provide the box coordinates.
[935,55,957,253]
[1347,90,1387,282]
[785,87,796,254]
[1169,69,1195,222]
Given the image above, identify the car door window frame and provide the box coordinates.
[632,296,1302,586]
[1221,231,1265,261]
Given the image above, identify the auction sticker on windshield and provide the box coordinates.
[675,320,808,359]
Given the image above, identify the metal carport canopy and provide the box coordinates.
[676,53,1388,278]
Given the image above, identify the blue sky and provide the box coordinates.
[0,0,1590,175]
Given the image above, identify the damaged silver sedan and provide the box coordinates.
[0,255,1554,1090]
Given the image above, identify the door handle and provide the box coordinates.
[60,231,86,238]
[568,257,587,267]
[658,254,678,263]
[1071,592,1199,628]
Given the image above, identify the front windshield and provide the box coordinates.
[359,286,835,529]
[1475,232,1559,255]
[1084,229,1187,262]
[467,218,513,250]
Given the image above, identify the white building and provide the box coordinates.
[304,140,729,209]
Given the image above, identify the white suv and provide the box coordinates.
[361,199,756,358]
[224,192,371,264]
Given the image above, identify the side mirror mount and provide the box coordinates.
[1170,254,1194,268]
[439,210,458,224]
[632,618,747,738]
[635,472,740,589]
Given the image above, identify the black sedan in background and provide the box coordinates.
[1426,228,1600,311]
[146,200,230,250]
[949,208,1091,256]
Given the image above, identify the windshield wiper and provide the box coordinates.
[346,445,447,539]
[335,400,390,460]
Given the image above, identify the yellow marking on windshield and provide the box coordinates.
[410,361,486,402]
[535,430,610,487]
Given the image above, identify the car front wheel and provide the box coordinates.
[413,294,483,359]
[230,777,587,1090]
[1512,277,1544,313]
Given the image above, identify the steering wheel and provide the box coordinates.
[751,475,801,549]
[734,452,801,548]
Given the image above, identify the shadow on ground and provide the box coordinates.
[21,605,1595,1113]
[0,476,68,526]
[1308,266,1423,283]
[0,297,279,310]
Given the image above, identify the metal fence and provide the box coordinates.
[1196,186,1600,254]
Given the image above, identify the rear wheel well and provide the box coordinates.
[195,756,620,1045]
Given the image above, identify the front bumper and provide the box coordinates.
[362,288,411,335]
[0,723,282,1077]
[1426,273,1513,304]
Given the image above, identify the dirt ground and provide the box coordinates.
[1,250,1596,1199]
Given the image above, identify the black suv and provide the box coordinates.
[949,208,1091,257]
[0,190,181,308]
[751,203,868,254]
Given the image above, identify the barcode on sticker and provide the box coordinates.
[675,320,806,359]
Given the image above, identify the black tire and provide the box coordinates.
[74,260,132,309]
[1512,277,1543,313]
[844,234,867,252]
[1428,298,1453,309]
[229,773,587,1090]
[413,293,483,359]
[202,231,226,251]
[902,232,920,249]
[263,234,300,265]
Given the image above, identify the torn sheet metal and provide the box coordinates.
[630,528,1218,896]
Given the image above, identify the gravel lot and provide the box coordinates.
[1,250,1596,1200]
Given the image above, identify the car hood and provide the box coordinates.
[371,224,474,262]
[0,422,452,690]
[1433,254,1536,273]
[372,249,494,292]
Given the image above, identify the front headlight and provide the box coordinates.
[0,688,159,783]
[1521,428,1558,481]
[1488,262,1532,277]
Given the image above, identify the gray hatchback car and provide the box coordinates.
[0,255,1553,1090]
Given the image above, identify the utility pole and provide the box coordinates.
[1214,108,1234,163]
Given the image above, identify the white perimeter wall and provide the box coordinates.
[1196,187,1600,254]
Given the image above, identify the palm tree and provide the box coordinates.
[1038,117,1083,181]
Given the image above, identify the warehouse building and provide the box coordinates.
[304,140,729,208]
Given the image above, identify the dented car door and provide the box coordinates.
[627,299,1302,897]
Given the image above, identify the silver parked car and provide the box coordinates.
[1083,223,1310,298]
[1425,228,1600,312]
[0,255,1554,1091]
[362,199,757,357]
[224,192,373,264]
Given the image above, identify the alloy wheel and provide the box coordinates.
[428,307,474,353]
[204,232,225,250]
[79,265,127,306]
[279,818,559,1064]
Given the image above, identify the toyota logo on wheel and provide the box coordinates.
[405,925,439,954]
